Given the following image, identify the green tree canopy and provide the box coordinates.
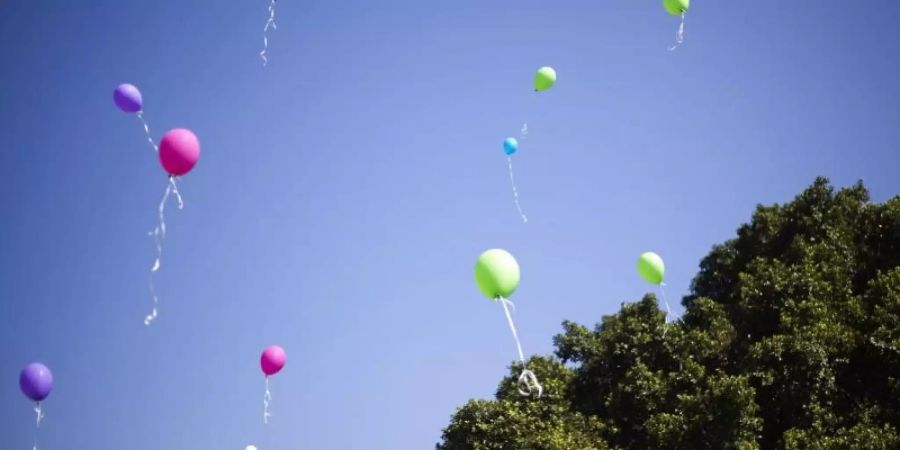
[438,178,900,450]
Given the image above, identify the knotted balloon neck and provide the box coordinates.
[497,296,543,398]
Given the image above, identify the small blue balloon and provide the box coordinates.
[503,137,518,156]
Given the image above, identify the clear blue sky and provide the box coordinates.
[2,1,899,448]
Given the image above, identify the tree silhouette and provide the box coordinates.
[438,178,900,450]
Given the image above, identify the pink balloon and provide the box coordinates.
[260,345,286,376]
[158,128,200,176]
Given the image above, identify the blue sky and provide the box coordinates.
[1,1,899,448]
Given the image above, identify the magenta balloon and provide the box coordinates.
[19,363,53,402]
[260,345,286,376]
[113,83,143,113]
[158,128,200,176]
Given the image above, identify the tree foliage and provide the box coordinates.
[438,179,900,449]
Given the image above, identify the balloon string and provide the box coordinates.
[31,402,42,450]
[518,370,542,398]
[520,91,536,139]
[668,13,685,51]
[135,112,158,152]
[260,0,278,66]
[263,376,272,424]
[145,177,184,326]
[146,274,159,326]
[34,402,43,428]
[659,283,679,337]
[170,176,184,209]
[507,156,528,223]
[498,297,542,397]
[499,297,524,362]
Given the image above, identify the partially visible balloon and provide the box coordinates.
[246,446,258,450]
[534,67,557,92]
[475,249,521,299]
[20,363,53,402]
[475,249,541,397]
[113,83,143,113]
[663,0,690,16]
[159,128,200,176]
[637,252,666,285]
[260,345,286,376]
[503,138,519,156]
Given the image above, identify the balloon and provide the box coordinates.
[475,249,521,299]
[534,67,557,92]
[637,252,666,285]
[20,363,53,402]
[260,345,286,376]
[503,137,518,156]
[159,128,200,176]
[663,0,690,15]
[113,83,143,113]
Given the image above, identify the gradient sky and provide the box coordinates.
[2,1,900,449]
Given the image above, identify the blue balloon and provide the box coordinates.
[503,137,518,156]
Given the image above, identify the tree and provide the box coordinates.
[437,178,900,449]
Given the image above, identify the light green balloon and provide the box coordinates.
[663,0,690,16]
[474,249,521,299]
[534,67,557,92]
[637,252,665,285]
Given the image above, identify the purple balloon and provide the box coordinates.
[113,83,143,113]
[20,363,53,402]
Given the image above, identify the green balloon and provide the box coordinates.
[663,0,690,16]
[534,67,557,92]
[637,252,665,285]
[474,249,521,299]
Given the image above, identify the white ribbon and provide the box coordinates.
[659,283,680,337]
[145,177,184,326]
[506,156,528,224]
[659,283,673,321]
[34,402,43,428]
[260,0,278,66]
[517,370,542,398]
[263,376,273,424]
[498,297,542,397]
[668,13,686,51]
[31,402,43,450]
[135,112,158,152]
